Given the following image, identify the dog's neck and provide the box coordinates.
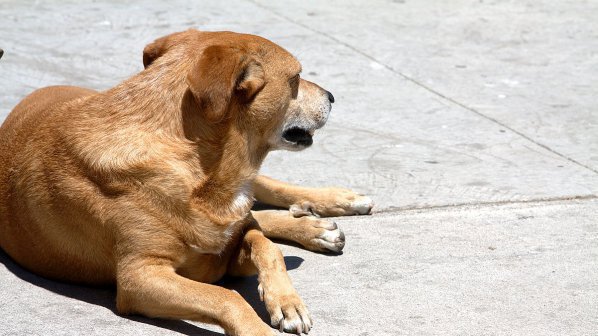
[188,116,269,219]
[91,56,268,219]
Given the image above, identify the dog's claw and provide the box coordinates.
[258,283,264,302]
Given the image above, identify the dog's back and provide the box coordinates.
[1,86,95,131]
[0,86,113,283]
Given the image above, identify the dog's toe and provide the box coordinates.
[350,195,374,215]
[264,289,312,334]
[312,226,345,253]
[278,303,312,334]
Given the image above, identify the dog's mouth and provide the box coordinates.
[282,127,314,148]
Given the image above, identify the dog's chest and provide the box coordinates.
[182,180,255,256]
[185,212,251,255]
[229,180,253,215]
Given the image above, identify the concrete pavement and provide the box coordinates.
[1,0,597,335]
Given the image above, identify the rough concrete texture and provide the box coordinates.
[1,0,597,335]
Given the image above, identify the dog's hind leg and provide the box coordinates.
[252,210,345,253]
[253,175,374,217]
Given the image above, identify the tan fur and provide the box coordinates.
[0,29,371,335]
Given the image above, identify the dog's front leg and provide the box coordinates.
[253,175,374,217]
[116,254,274,336]
[229,221,312,334]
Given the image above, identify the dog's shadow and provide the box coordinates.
[0,249,304,336]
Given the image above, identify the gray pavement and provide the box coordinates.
[1,0,597,335]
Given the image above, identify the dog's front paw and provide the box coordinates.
[259,282,312,334]
[289,188,374,218]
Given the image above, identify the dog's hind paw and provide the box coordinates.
[295,216,345,253]
[289,188,374,218]
[312,225,345,253]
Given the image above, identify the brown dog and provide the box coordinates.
[0,29,373,335]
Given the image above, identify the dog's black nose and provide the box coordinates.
[326,91,335,104]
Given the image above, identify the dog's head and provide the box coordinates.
[143,29,333,152]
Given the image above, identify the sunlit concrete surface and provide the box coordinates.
[1,1,597,335]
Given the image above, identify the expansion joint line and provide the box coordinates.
[376,194,598,214]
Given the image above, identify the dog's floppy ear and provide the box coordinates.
[143,30,192,68]
[186,45,265,122]
[143,35,172,68]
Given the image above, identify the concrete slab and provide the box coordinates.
[0,1,597,336]
[2,199,597,335]
[252,0,598,172]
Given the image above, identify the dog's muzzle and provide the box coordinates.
[275,86,333,151]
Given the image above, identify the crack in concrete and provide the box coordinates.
[247,0,598,176]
